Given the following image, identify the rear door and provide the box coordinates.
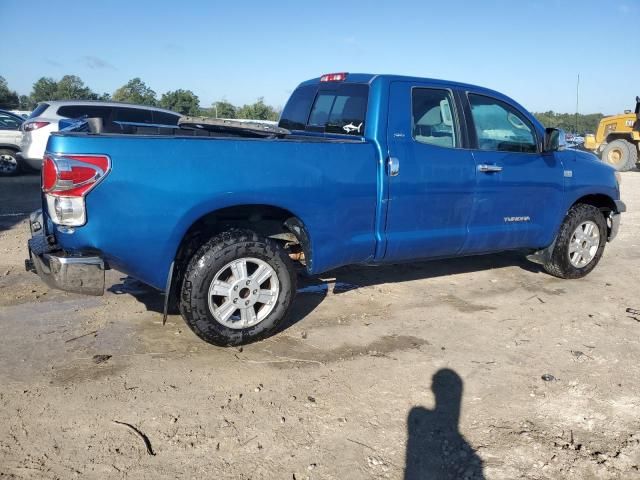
[384,81,476,261]
[463,92,564,252]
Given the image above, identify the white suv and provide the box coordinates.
[19,101,182,170]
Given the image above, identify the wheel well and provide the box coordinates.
[572,194,617,237]
[171,205,311,297]
[572,194,616,214]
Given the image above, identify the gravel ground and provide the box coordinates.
[0,171,639,479]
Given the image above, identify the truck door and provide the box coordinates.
[384,81,476,261]
[462,92,565,252]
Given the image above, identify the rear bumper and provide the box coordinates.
[26,210,105,296]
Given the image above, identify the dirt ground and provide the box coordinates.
[1,171,639,479]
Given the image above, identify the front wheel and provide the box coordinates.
[543,204,607,279]
[179,230,297,346]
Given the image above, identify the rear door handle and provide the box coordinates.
[478,164,503,173]
[388,157,400,176]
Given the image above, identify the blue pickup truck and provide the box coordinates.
[27,73,625,346]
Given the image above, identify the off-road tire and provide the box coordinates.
[543,204,607,279]
[0,148,21,176]
[179,229,297,346]
[601,139,637,172]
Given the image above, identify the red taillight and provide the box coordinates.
[320,72,348,82]
[42,154,110,197]
[24,121,50,131]
[42,155,57,192]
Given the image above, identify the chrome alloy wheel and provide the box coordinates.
[0,153,18,174]
[568,221,600,268]
[207,257,280,329]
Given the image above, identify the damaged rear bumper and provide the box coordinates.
[26,210,105,296]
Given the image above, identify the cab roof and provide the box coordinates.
[299,73,530,118]
[301,73,492,91]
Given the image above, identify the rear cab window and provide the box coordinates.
[279,82,369,136]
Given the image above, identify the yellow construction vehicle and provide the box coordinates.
[584,96,640,171]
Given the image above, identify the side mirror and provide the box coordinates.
[544,127,567,152]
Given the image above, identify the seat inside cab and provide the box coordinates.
[412,97,455,148]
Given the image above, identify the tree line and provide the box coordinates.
[0,74,613,130]
[0,75,280,121]
[532,111,604,135]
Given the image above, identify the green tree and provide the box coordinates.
[0,76,20,109]
[533,111,604,134]
[213,100,237,119]
[159,89,200,115]
[54,75,97,100]
[237,97,279,121]
[112,78,157,105]
[30,77,58,104]
[18,95,33,110]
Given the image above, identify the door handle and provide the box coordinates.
[478,164,503,173]
[388,157,400,176]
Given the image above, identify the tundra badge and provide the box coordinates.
[504,216,531,223]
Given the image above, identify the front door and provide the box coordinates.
[463,92,565,253]
[384,82,476,262]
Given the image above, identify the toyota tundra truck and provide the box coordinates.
[26,73,625,346]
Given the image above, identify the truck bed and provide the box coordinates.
[46,131,379,289]
[64,117,366,143]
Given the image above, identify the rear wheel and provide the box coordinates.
[543,204,607,279]
[601,139,637,171]
[0,149,20,176]
[179,230,296,346]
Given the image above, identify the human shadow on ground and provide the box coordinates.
[405,368,484,480]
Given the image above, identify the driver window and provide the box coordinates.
[469,94,537,153]
[412,88,458,148]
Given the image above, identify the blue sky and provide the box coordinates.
[1,0,638,114]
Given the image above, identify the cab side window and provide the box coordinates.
[412,88,458,148]
[468,94,537,153]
